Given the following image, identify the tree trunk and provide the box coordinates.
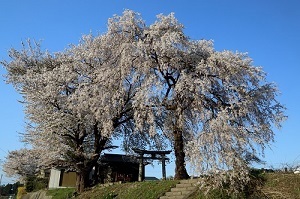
[76,169,90,193]
[173,129,189,180]
[92,163,99,185]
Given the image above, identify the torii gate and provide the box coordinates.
[132,148,172,181]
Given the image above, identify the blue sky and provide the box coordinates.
[1,0,300,184]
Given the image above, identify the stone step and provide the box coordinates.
[165,190,194,196]
[171,186,197,192]
[166,191,183,196]
[181,190,193,195]
[176,183,193,188]
[180,178,199,184]
[159,178,199,199]
[171,187,188,192]
[187,186,197,191]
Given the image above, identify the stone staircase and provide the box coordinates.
[160,179,199,199]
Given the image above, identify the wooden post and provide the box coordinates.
[142,163,145,181]
[138,154,144,182]
[162,155,166,180]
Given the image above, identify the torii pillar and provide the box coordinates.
[138,153,145,182]
[161,154,166,180]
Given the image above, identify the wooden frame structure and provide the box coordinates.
[132,148,172,181]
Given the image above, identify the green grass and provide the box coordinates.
[78,180,179,199]
[189,173,300,199]
[188,187,261,199]
[261,173,300,199]
[46,173,300,199]
[47,188,75,199]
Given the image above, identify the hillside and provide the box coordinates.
[260,173,300,198]
[77,180,179,199]
[189,173,300,199]
[46,173,300,199]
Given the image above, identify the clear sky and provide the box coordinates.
[0,0,299,184]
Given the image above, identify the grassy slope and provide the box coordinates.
[77,180,179,199]
[47,173,300,199]
[47,188,75,199]
[189,173,300,199]
[260,173,300,199]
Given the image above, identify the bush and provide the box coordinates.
[25,175,48,192]
[17,186,27,199]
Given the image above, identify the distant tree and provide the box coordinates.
[3,149,40,182]
[0,183,18,196]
